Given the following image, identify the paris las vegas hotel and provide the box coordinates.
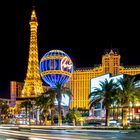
[10,9,140,115]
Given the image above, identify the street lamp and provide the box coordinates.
[0,108,1,124]
[31,100,35,123]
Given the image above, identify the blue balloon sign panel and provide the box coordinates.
[40,50,73,88]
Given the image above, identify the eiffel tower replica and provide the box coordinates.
[21,8,44,98]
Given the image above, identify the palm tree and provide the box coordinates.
[66,109,82,126]
[35,93,50,125]
[20,100,32,125]
[89,79,118,126]
[54,83,72,126]
[42,88,56,126]
[117,75,140,127]
[0,100,4,124]
[0,99,9,124]
[35,84,72,126]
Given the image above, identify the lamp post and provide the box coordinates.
[31,100,35,120]
[27,99,31,125]
[36,107,40,125]
[130,102,133,121]
[0,108,1,124]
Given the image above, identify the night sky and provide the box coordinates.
[0,1,140,95]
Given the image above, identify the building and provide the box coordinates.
[89,73,140,120]
[67,49,140,109]
[0,98,11,106]
[20,8,44,99]
[10,81,24,107]
[8,8,47,122]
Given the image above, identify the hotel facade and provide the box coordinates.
[67,49,140,109]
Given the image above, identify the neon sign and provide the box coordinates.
[61,56,73,71]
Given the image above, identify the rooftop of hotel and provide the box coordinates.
[123,65,140,68]
[76,65,102,71]
[104,48,119,55]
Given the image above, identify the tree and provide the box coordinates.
[35,84,72,126]
[20,100,32,125]
[54,83,72,126]
[117,75,140,127]
[66,109,82,125]
[0,99,9,124]
[89,79,118,126]
[35,93,50,125]
[42,88,56,126]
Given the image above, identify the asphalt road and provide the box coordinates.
[0,128,140,140]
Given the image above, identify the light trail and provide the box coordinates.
[0,129,95,140]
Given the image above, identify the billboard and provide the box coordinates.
[54,94,70,107]
[90,74,110,93]
[90,74,123,118]
[90,74,123,93]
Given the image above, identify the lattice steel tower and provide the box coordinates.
[21,8,44,98]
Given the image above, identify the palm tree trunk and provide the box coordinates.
[132,107,134,121]
[29,107,31,125]
[45,113,48,125]
[122,107,128,127]
[51,106,54,126]
[0,108,1,124]
[58,100,62,126]
[25,107,28,125]
[116,107,119,121]
[106,108,110,126]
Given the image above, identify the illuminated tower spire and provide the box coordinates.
[21,8,44,97]
[102,49,120,76]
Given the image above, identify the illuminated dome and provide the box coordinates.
[40,49,74,87]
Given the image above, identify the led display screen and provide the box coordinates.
[54,94,70,107]
[90,74,123,93]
